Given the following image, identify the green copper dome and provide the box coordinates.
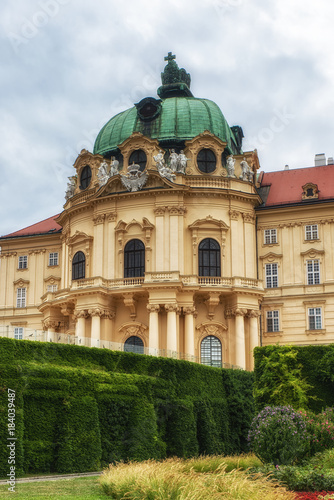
[93,54,242,157]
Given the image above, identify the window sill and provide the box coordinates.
[306,329,326,335]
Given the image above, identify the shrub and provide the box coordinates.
[267,464,334,492]
[301,408,334,456]
[248,405,309,465]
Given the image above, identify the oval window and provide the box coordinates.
[80,165,92,190]
[197,149,216,173]
[129,150,147,172]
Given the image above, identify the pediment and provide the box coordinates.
[68,231,93,245]
[260,252,283,261]
[96,169,180,197]
[301,248,324,258]
[189,216,229,231]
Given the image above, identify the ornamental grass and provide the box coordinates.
[99,456,295,500]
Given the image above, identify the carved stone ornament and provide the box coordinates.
[153,151,176,182]
[226,155,235,177]
[65,176,77,201]
[147,304,160,313]
[120,163,148,192]
[239,158,254,182]
[165,303,180,313]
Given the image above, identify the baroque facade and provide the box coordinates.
[1,54,333,371]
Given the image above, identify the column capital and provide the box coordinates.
[73,309,88,320]
[147,304,160,313]
[247,309,261,318]
[183,306,197,316]
[165,303,179,313]
[225,307,247,318]
[88,308,104,317]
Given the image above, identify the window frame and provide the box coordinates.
[47,284,58,293]
[124,239,145,278]
[14,327,23,340]
[197,148,217,174]
[308,307,322,330]
[265,263,278,288]
[129,150,147,172]
[124,335,144,354]
[264,228,277,245]
[16,287,26,308]
[200,335,222,368]
[266,310,280,332]
[79,165,92,190]
[49,252,59,266]
[198,238,221,277]
[305,224,318,241]
[72,251,86,280]
[307,259,320,285]
[18,255,28,269]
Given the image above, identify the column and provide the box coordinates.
[249,310,260,370]
[169,210,179,270]
[147,304,160,355]
[165,304,178,356]
[154,208,166,271]
[235,308,247,370]
[184,306,196,359]
[75,310,86,341]
[93,215,105,276]
[89,308,103,347]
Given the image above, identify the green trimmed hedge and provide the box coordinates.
[0,337,254,476]
[254,344,334,412]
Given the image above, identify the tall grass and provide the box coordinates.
[99,455,295,499]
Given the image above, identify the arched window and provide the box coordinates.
[197,149,216,173]
[72,251,85,280]
[201,335,222,367]
[80,165,92,189]
[124,239,145,278]
[124,336,144,354]
[198,238,221,276]
[129,150,147,172]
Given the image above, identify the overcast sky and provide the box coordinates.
[1,0,334,236]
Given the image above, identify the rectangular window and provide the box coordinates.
[266,310,279,332]
[305,224,318,240]
[18,255,28,269]
[16,288,26,308]
[308,307,322,330]
[307,259,320,285]
[14,327,23,340]
[264,229,277,244]
[47,284,58,292]
[265,263,278,288]
[49,252,59,266]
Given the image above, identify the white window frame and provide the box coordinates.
[18,255,28,269]
[16,288,26,308]
[14,327,23,340]
[308,307,322,330]
[305,224,318,241]
[266,310,279,332]
[265,263,278,288]
[49,252,59,266]
[47,284,58,293]
[307,259,320,285]
[264,229,277,244]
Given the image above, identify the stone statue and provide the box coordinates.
[153,150,165,170]
[226,155,235,177]
[159,164,176,182]
[65,176,77,201]
[110,157,119,176]
[177,150,189,173]
[97,161,110,186]
[120,162,148,192]
[169,149,179,171]
[240,158,254,182]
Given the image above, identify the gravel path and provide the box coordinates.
[0,471,101,485]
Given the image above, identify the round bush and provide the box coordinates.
[247,405,308,465]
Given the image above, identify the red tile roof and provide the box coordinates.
[1,215,62,239]
[259,164,334,206]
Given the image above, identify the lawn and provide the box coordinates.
[0,476,106,499]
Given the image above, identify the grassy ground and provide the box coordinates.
[0,476,106,499]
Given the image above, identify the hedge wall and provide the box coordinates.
[254,344,334,413]
[0,337,254,476]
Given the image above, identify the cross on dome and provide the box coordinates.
[164,52,176,63]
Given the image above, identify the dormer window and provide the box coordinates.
[302,183,319,200]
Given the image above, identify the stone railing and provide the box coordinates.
[67,274,263,291]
